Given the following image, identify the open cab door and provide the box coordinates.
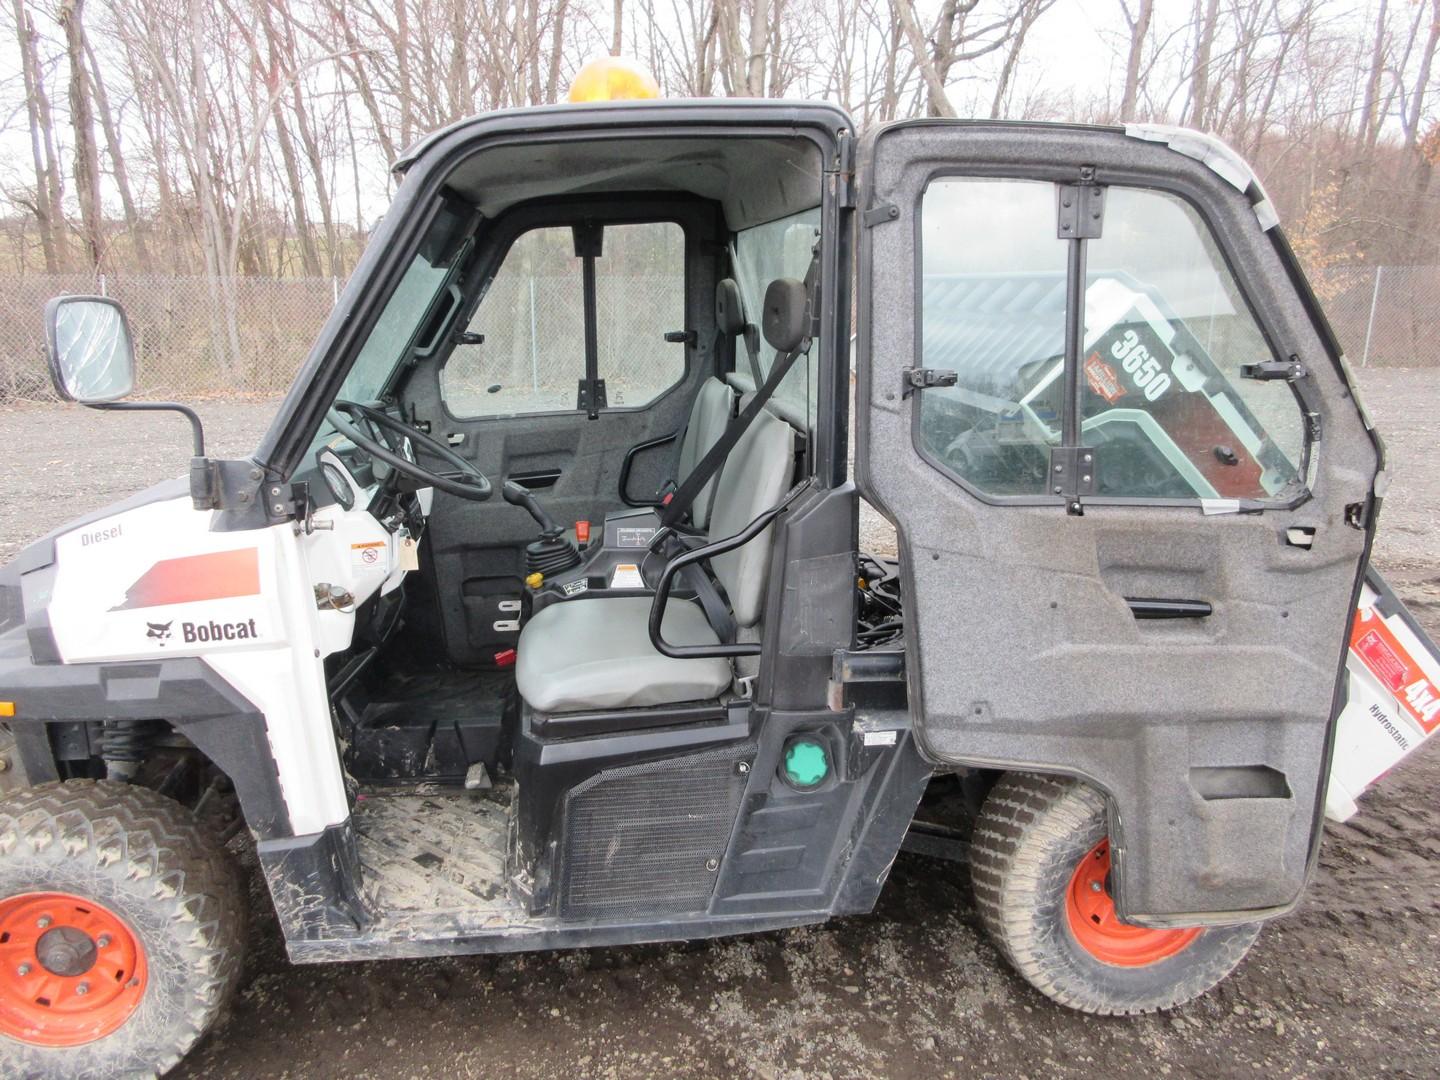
[854,121,1383,925]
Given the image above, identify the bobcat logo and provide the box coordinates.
[146,621,173,646]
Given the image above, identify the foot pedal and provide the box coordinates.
[464,762,492,791]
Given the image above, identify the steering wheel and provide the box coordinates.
[327,399,492,501]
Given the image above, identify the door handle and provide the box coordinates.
[1125,597,1213,619]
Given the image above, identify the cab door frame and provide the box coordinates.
[854,120,1383,925]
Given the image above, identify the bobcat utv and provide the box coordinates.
[3,83,1430,1075]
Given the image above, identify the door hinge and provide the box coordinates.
[1056,178,1105,239]
[1241,358,1307,382]
[836,130,858,209]
[902,367,957,398]
[863,202,900,228]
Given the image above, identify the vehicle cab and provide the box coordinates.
[0,93,1392,1074]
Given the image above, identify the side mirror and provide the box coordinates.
[43,295,135,403]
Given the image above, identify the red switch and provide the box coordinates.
[575,520,591,545]
[494,648,517,667]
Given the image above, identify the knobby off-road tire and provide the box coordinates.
[970,771,1261,1015]
[0,780,247,1078]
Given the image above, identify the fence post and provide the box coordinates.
[332,276,339,305]
[98,273,107,298]
[1361,265,1384,367]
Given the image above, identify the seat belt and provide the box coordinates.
[658,248,820,531]
[727,241,766,388]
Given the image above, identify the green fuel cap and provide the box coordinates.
[782,737,829,789]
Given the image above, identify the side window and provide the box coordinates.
[596,221,686,406]
[734,208,822,425]
[442,221,685,418]
[917,179,1306,502]
[1081,188,1302,500]
[919,178,1067,496]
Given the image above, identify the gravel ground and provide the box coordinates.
[2,369,1437,1079]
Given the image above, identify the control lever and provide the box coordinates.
[503,479,582,576]
[503,480,563,538]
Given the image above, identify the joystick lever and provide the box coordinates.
[503,479,582,576]
[503,479,563,538]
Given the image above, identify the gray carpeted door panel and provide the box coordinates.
[854,121,1381,923]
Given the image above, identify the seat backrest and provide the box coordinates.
[706,406,796,628]
[671,278,746,528]
[675,377,734,529]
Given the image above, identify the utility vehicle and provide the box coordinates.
[1,75,1433,1076]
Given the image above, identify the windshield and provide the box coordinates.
[338,207,472,405]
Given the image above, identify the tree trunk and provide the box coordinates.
[60,0,106,272]
[84,37,150,268]
[1186,0,1222,129]
[14,0,64,271]
[1119,0,1153,120]
[896,0,956,118]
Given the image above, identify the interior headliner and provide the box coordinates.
[443,135,824,229]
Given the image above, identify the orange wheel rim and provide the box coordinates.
[1066,840,1202,967]
[0,892,147,1046]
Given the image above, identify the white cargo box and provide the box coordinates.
[1325,570,1440,821]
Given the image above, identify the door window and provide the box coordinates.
[918,178,1067,496]
[1080,188,1302,500]
[916,178,1306,503]
[442,221,685,417]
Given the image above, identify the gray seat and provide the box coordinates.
[517,345,800,714]
[515,597,730,712]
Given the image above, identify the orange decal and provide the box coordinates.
[1084,352,1127,404]
[111,548,260,611]
[1351,608,1440,735]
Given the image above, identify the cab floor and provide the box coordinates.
[350,784,528,933]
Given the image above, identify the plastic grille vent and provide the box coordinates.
[558,744,752,919]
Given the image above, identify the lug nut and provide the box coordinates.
[17,963,30,976]
[36,916,50,929]
[97,934,111,948]
[1090,881,1103,893]
[75,982,89,996]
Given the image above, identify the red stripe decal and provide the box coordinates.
[111,549,260,611]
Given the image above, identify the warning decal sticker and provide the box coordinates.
[1351,607,1440,735]
[351,540,386,573]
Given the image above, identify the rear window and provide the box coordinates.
[442,221,686,417]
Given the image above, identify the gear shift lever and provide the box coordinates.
[503,480,563,538]
[503,480,582,576]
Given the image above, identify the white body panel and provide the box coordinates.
[1326,579,1440,821]
[46,465,415,836]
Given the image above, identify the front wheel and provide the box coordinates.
[0,780,246,1077]
[970,772,1260,1015]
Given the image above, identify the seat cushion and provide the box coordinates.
[516,596,732,713]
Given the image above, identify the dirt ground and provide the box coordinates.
[2,369,1438,1079]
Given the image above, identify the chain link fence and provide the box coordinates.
[1314,264,1440,369]
[0,265,1436,405]
[0,274,339,403]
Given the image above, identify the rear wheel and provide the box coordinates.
[0,780,246,1077]
[970,771,1260,1015]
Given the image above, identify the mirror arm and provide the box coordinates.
[86,401,207,457]
[86,402,217,510]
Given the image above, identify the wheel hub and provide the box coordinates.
[1065,839,1203,967]
[35,926,97,978]
[0,891,147,1046]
